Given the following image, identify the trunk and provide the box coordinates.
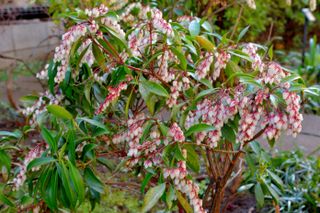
[211,185,225,213]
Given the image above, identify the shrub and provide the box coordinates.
[0,3,306,212]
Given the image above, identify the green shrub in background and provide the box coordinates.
[241,142,320,212]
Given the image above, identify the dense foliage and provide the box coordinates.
[0,2,310,212]
[241,143,320,212]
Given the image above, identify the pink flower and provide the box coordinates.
[196,52,213,79]
[169,123,185,142]
[96,82,128,114]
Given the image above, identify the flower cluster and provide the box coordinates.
[101,17,125,39]
[283,91,303,137]
[164,150,205,213]
[242,43,264,71]
[213,51,231,81]
[237,95,264,143]
[126,113,145,158]
[169,122,185,142]
[53,24,88,83]
[21,91,64,124]
[167,80,182,108]
[120,3,150,23]
[155,50,176,82]
[151,9,174,37]
[84,5,108,18]
[12,145,44,190]
[96,81,128,114]
[263,110,288,140]
[261,62,288,85]
[186,89,241,147]
[196,52,213,79]
[78,39,95,67]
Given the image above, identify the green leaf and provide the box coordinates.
[159,123,169,136]
[77,117,109,132]
[195,88,219,101]
[254,183,264,207]
[165,185,175,209]
[280,74,301,84]
[237,26,250,42]
[45,170,58,210]
[0,192,14,207]
[201,21,212,32]
[92,42,105,68]
[141,173,154,193]
[228,50,252,62]
[185,123,215,136]
[84,167,104,193]
[68,161,85,205]
[238,183,254,192]
[184,145,200,172]
[268,45,273,60]
[0,130,22,139]
[189,20,200,36]
[267,170,284,189]
[195,36,215,50]
[141,183,166,213]
[97,157,115,171]
[176,191,192,213]
[0,150,11,173]
[140,80,169,98]
[221,125,236,143]
[27,157,56,171]
[261,178,280,203]
[57,162,76,208]
[170,47,187,70]
[41,127,57,152]
[47,105,73,120]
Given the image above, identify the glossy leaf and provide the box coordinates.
[140,80,169,98]
[47,105,73,120]
[141,183,166,212]
[185,123,215,136]
[27,157,56,171]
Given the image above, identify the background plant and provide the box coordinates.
[240,143,320,212]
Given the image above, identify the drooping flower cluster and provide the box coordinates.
[283,91,303,137]
[163,150,205,213]
[237,93,265,143]
[101,17,125,39]
[120,3,151,23]
[151,8,174,37]
[54,24,88,83]
[12,145,45,190]
[155,50,177,82]
[169,122,185,142]
[263,110,288,140]
[213,51,231,81]
[242,43,264,71]
[167,80,182,108]
[78,39,95,67]
[261,62,288,85]
[186,89,241,147]
[246,0,256,9]
[84,4,109,18]
[126,113,145,158]
[96,81,128,114]
[196,52,213,79]
[21,91,64,124]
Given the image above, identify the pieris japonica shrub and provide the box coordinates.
[0,3,305,212]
